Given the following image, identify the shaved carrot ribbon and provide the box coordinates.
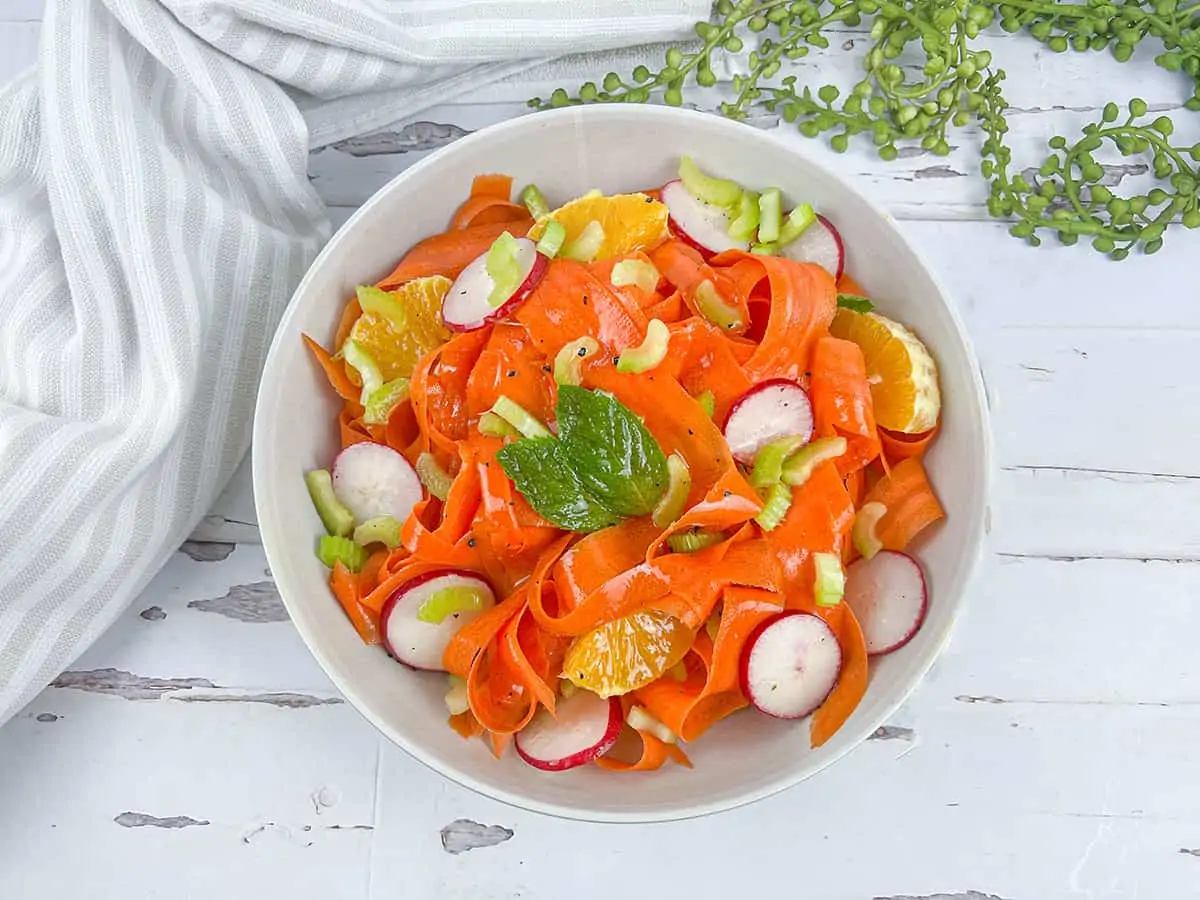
[809,336,882,476]
[596,727,693,772]
[879,422,940,466]
[861,456,946,551]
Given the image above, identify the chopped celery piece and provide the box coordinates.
[490,395,552,439]
[559,678,577,699]
[611,258,660,293]
[444,674,470,716]
[778,203,817,246]
[535,219,566,258]
[627,705,678,744]
[553,336,600,387]
[781,436,848,487]
[694,390,716,419]
[667,529,724,553]
[750,242,777,255]
[317,534,368,572]
[561,220,605,262]
[837,293,874,313]
[356,285,407,327]
[342,339,383,401]
[814,552,846,607]
[695,279,744,331]
[852,501,888,560]
[728,190,761,241]
[616,319,670,374]
[669,661,689,682]
[651,452,692,528]
[485,231,522,308]
[415,452,453,501]
[478,411,520,439]
[757,188,783,243]
[362,377,409,425]
[353,515,403,549]
[520,183,551,220]
[304,469,355,537]
[417,585,487,624]
[679,156,743,207]
[754,482,792,531]
[749,434,812,489]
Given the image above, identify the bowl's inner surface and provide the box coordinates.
[254,106,989,822]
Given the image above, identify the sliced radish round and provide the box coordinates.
[380,569,496,671]
[740,611,842,719]
[442,237,548,332]
[845,550,928,656]
[515,690,623,771]
[779,213,845,279]
[722,379,814,464]
[661,180,750,257]
[332,442,423,524]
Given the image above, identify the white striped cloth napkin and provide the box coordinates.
[0,0,710,726]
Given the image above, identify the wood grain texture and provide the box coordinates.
[5,4,1200,898]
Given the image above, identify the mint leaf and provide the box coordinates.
[495,437,621,533]
[837,293,874,313]
[556,385,669,517]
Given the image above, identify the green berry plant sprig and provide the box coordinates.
[530,0,1200,259]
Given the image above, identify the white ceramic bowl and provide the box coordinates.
[253,105,991,823]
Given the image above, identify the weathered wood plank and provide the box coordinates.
[370,702,1200,900]
[0,694,378,900]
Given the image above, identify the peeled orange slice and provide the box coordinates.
[346,276,452,382]
[561,609,693,698]
[528,192,669,261]
[828,308,941,433]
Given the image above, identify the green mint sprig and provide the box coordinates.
[496,385,669,533]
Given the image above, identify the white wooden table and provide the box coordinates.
[4,5,1200,898]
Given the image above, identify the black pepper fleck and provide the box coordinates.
[687,429,694,435]
[507,369,517,378]
[577,346,588,357]
[612,357,620,365]
[542,364,552,373]
[467,537,477,548]
[724,490,732,498]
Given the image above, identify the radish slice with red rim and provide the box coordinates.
[844,550,928,656]
[380,569,496,671]
[442,236,548,332]
[739,611,842,720]
[779,213,844,279]
[661,180,749,256]
[515,690,623,771]
[722,379,814,464]
[332,442,423,524]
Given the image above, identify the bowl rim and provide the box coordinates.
[253,103,994,823]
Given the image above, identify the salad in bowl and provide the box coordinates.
[253,104,988,821]
[301,157,945,773]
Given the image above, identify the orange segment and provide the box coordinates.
[528,192,669,261]
[561,609,694,698]
[347,276,452,382]
[829,308,941,433]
